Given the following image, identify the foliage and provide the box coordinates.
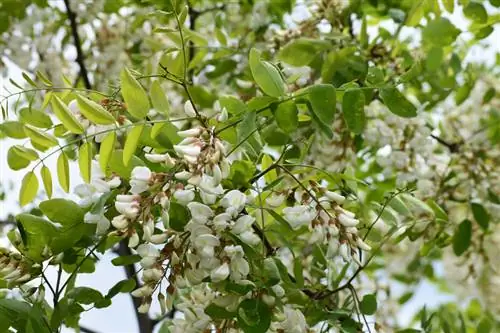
[0,0,499,332]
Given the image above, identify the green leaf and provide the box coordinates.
[249,48,285,98]
[0,300,50,333]
[220,95,248,115]
[106,279,136,299]
[406,0,425,26]
[229,160,257,188]
[275,100,298,132]
[121,68,150,119]
[0,121,27,139]
[39,199,84,226]
[471,202,489,230]
[150,81,170,114]
[443,0,454,12]
[40,166,53,198]
[99,131,116,175]
[109,150,146,178]
[263,258,281,286]
[16,214,57,261]
[111,255,142,266]
[379,87,417,118]
[307,84,336,137]
[22,72,37,87]
[67,287,104,305]
[51,96,85,134]
[277,38,330,66]
[342,88,366,134]
[78,142,93,183]
[24,125,58,148]
[422,18,460,46]
[169,202,191,232]
[464,2,487,23]
[453,219,472,256]
[237,299,271,333]
[123,124,144,166]
[7,146,38,170]
[455,82,474,105]
[360,294,377,315]
[20,172,39,206]
[400,62,423,83]
[57,152,70,193]
[76,95,115,124]
[261,154,277,184]
[293,257,304,288]
[19,107,53,128]
[425,47,444,71]
[205,304,236,319]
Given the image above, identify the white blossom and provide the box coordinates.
[283,205,316,229]
[130,166,152,194]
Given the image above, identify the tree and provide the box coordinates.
[0,0,499,332]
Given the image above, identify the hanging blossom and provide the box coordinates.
[0,249,40,286]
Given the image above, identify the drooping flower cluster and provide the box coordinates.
[0,249,39,286]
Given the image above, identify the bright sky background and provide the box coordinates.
[0,2,499,332]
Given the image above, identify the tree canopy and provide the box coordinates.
[0,0,500,332]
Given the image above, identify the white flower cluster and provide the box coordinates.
[305,117,356,173]
[0,250,38,285]
[75,161,121,235]
[277,185,371,266]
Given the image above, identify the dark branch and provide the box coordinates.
[63,0,92,89]
[118,240,154,333]
[431,134,461,153]
[80,325,100,333]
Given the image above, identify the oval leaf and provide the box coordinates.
[79,142,92,183]
[249,48,285,98]
[19,108,53,128]
[123,124,144,166]
[471,202,489,230]
[51,96,85,134]
[41,166,53,198]
[275,100,298,132]
[150,81,170,114]
[57,152,70,193]
[342,88,366,134]
[99,131,116,176]
[379,87,417,118]
[76,95,115,125]
[24,125,58,148]
[20,172,39,206]
[120,68,150,119]
[453,219,472,256]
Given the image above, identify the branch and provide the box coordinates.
[118,240,154,333]
[430,134,461,153]
[63,0,91,89]
[80,325,100,333]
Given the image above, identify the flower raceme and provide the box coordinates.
[7,95,374,332]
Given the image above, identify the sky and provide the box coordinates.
[0,1,499,332]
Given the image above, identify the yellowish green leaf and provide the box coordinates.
[99,131,116,176]
[262,154,277,184]
[76,95,116,124]
[41,165,53,198]
[150,81,170,114]
[123,124,144,166]
[20,171,39,206]
[79,142,93,183]
[24,125,58,148]
[57,152,70,193]
[120,68,150,119]
[51,95,85,134]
